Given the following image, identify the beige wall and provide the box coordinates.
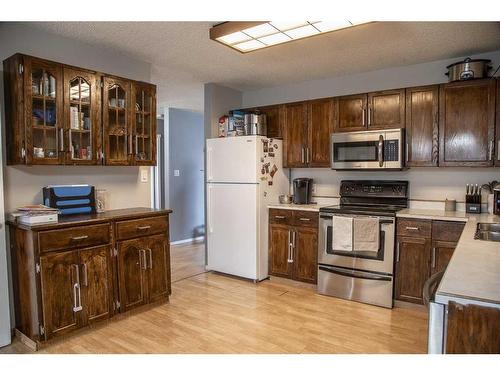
[3,166,151,212]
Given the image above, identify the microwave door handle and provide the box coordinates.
[378,135,384,167]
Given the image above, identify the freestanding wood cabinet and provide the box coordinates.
[439,79,496,167]
[3,53,157,166]
[268,209,318,284]
[395,218,464,304]
[8,208,171,349]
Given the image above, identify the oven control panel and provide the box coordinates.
[340,180,408,198]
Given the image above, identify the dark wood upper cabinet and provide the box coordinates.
[394,236,431,304]
[260,105,284,139]
[103,76,132,166]
[283,102,308,168]
[336,94,367,132]
[23,56,64,165]
[3,53,157,166]
[63,67,101,165]
[40,250,82,339]
[132,82,157,166]
[405,85,439,167]
[308,98,335,167]
[439,79,496,167]
[367,89,405,129]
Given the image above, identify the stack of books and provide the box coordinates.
[9,205,59,225]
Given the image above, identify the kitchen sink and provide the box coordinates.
[475,223,500,242]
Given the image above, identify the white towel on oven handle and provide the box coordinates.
[332,216,353,252]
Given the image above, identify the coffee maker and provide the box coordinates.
[293,178,313,205]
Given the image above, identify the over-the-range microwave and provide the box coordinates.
[330,128,405,170]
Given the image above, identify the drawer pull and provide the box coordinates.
[405,226,420,231]
[274,215,286,219]
[137,225,151,230]
[71,235,89,241]
[299,218,311,221]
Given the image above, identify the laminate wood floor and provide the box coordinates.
[1,243,429,354]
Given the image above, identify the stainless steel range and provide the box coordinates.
[318,180,409,308]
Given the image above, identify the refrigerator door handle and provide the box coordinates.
[207,147,213,181]
[207,185,214,233]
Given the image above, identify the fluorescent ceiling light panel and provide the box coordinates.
[258,32,291,46]
[243,23,278,38]
[233,39,266,52]
[313,21,352,32]
[270,22,308,32]
[217,31,251,45]
[285,24,320,39]
[211,21,372,52]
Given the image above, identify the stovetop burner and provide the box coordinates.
[319,180,409,217]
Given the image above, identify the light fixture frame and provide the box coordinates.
[209,21,372,53]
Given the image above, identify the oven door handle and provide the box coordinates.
[319,266,392,281]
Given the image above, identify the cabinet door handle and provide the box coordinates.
[498,140,500,161]
[406,142,409,163]
[306,147,310,164]
[405,226,420,231]
[135,135,139,156]
[432,247,436,269]
[368,106,372,126]
[291,231,296,263]
[147,248,153,269]
[489,140,494,161]
[82,263,88,287]
[137,225,151,230]
[362,108,366,126]
[71,235,88,241]
[299,217,311,221]
[301,147,305,164]
[287,230,292,263]
[139,249,147,270]
[72,264,83,312]
[396,242,400,263]
[59,128,64,152]
[274,215,286,219]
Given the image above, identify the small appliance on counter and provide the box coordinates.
[465,183,481,214]
[43,184,96,215]
[293,178,313,205]
[244,111,267,136]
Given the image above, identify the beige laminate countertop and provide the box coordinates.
[396,209,500,308]
[267,203,329,212]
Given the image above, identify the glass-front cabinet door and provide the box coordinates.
[132,83,156,165]
[24,56,63,164]
[63,68,100,164]
[103,76,131,165]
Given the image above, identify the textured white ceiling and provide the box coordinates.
[25,21,500,111]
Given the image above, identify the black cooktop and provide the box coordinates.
[319,204,404,217]
[319,180,409,217]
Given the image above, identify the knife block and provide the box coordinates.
[465,194,481,214]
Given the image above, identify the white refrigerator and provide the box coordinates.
[206,136,288,281]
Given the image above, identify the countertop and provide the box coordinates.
[396,209,500,308]
[7,207,173,231]
[267,203,329,212]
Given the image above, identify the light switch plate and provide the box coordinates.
[140,169,148,183]
[174,169,180,177]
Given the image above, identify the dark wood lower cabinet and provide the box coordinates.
[395,236,431,304]
[294,226,318,284]
[8,208,171,348]
[446,301,500,354]
[40,250,81,340]
[395,218,464,305]
[268,209,318,284]
[269,224,293,278]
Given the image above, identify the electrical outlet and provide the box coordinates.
[140,169,148,183]
[174,169,180,177]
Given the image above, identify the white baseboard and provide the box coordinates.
[171,236,205,245]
